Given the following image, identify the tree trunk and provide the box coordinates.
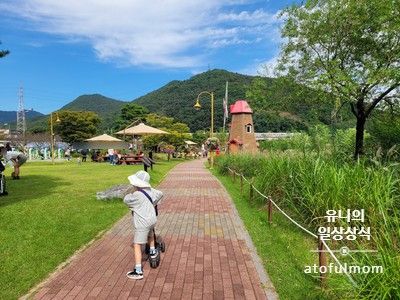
[354,116,366,160]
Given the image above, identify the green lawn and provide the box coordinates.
[214,172,351,300]
[0,159,181,300]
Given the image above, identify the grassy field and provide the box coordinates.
[0,158,181,300]
[214,171,350,300]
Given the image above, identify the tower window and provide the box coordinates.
[245,124,252,133]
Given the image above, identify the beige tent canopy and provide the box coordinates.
[185,140,197,145]
[85,134,123,142]
[81,133,129,149]
[115,123,169,136]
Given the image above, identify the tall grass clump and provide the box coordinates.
[259,132,311,155]
[215,153,266,177]
[215,153,400,299]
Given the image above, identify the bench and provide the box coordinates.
[119,155,142,165]
[118,155,156,171]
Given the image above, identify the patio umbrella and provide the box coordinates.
[115,123,169,152]
[115,123,169,136]
[81,134,129,149]
[184,140,197,145]
[85,134,123,142]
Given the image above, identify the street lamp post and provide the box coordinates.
[50,112,61,164]
[194,91,215,168]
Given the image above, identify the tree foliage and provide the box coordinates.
[191,130,208,145]
[53,111,101,144]
[114,103,149,130]
[0,41,9,58]
[279,0,400,158]
[369,110,400,151]
[246,76,341,132]
[142,113,190,149]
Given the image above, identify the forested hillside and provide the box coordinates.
[60,94,127,130]
[27,94,128,132]
[135,69,254,132]
[135,69,353,132]
[0,109,43,124]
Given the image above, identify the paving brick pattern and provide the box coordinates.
[30,160,276,300]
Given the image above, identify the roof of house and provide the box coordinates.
[230,100,253,114]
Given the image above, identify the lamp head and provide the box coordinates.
[194,100,202,111]
[55,113,61,123]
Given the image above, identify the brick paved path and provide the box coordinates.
[30,159,277,300]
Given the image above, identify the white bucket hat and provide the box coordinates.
[128,170,151,188]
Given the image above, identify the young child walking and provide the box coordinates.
[123,170,163,280]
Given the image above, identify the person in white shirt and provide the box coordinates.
[0,143,27,179]
[123,170,163,280]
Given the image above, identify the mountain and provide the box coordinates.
[135,69,255,132]
[60,94,128,129]
[27,94,128,133]
[0,109,44,124]
[23,69,352,135]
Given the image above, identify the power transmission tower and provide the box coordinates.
[17,85,26,144]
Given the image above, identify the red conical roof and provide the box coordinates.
[230,100,253,114]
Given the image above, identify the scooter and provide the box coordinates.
[145,229,166,268]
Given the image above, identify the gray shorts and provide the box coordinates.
[17,154,27,166]
[134,226,155,244]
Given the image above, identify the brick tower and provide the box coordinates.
[228,100,258,153]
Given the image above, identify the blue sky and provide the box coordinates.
[0,0,299,114]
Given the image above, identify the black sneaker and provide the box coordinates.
[126,269,143,280]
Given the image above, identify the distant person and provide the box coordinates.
[91,149,98,162]
[112,149,119,165]
[0,144,8,196]
[37,148,44,160]
[107,148,114,164]
[201,143,207,158]
[65,148,71,161]
[1,143,27,180]
[80,149,88,162]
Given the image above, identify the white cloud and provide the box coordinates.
[0,0,282,68]
[217,9,280,25]
[240,55,280,77]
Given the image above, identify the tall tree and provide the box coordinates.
[279,0,400,159]
[53,111,101,144]
[0,41,10,58]
[115,103,149,130]
[142,113,190,149]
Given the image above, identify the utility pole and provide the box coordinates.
[17,85,26,145]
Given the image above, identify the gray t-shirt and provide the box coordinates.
[123,187,163,229]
